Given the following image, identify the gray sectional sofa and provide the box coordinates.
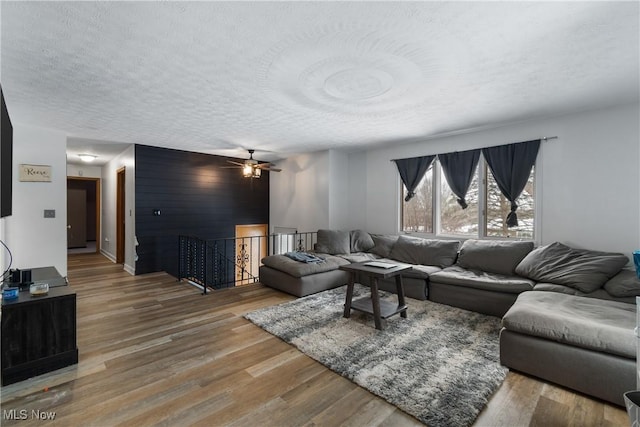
[259,229,640,406]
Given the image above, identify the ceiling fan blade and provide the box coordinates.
[256,163,281,168]
[220,166,242,169]
[262,167,282,172]
[226,160,245,166]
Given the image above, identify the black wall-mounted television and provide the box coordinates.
[1,85,13,218]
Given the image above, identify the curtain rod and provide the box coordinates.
[389,136,558,162]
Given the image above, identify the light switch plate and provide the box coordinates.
[44,209,55,218]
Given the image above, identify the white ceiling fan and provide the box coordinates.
[224,149,282,178]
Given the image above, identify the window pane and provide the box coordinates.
[440,168,479,236]
[401,168,433,233]
[485,166,535,239]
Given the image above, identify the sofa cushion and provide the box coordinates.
[533,282,636,304]
[533,282,584,296]
[369,234,398,258]
[337,252,378,263]
[604,269,640,297]
[372,258,440,279]
[315,229,350,255]
[261,254,349,278]
[429,266,535,294]
[457,239,534,276]
[389,235,459,268]
[502,291,635,358]
[350,230,375,253]
[514,242,628,293]
[407,264,442,279]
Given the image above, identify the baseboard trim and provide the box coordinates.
[100,249,116,263]
[123,263,135,276]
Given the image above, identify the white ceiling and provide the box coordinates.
[1,1,638,163]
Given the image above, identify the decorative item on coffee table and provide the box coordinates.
[340,261,412,330]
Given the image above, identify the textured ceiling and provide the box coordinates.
[1,1,638,162]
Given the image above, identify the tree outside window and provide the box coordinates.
[439,168,479,236]
[485,166,535,239]
[401,168,433,233]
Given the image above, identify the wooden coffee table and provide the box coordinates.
[340,262,412,330]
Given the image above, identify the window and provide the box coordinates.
[401,167,433,233]
[440,167,479,236]
[485,165,535,239]
[401,160,536,239]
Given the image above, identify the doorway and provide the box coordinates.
[67,177,100,254]
[235,224,268,286]
[116,167,126,264]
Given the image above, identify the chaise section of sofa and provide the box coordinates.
[259,229,377,297]
[499,242,636,406]
[500,291,635,406]
[259,253,351,297]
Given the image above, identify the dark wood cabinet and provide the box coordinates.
[1,286,78,385]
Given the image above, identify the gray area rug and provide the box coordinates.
[245,284,508,427]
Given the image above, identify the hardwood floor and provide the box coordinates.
[0,253,629,426]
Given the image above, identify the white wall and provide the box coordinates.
[101,145,136,274]
[270,150,330,232]
[346,153,368,231]
[354,103,640,257]
[0,205,8,274]
[539,105,639,255]
[3,124,68,275]
[66,163,102,178]
[328,149,350,230]
[270,149,352,232]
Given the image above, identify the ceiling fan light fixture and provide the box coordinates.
[229,149,275,177]
[78,154,97,162]
[243,164,262,178]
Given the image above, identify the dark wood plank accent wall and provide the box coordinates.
[135,144,270,276]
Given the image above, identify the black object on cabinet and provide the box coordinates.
[1,84,13,218]
[1,286,78,385]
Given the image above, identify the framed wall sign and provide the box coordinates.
[19,164,52,182]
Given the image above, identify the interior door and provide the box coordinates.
[67,188,87,248]
[235,224,268,286]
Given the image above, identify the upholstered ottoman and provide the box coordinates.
[259,254,350,297]
[500,291,635,406]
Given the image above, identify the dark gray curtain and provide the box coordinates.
[438,149,481,209]
[482,139,541,227]
[394,155,436,202]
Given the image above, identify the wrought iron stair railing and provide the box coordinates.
[178,231,317,294]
